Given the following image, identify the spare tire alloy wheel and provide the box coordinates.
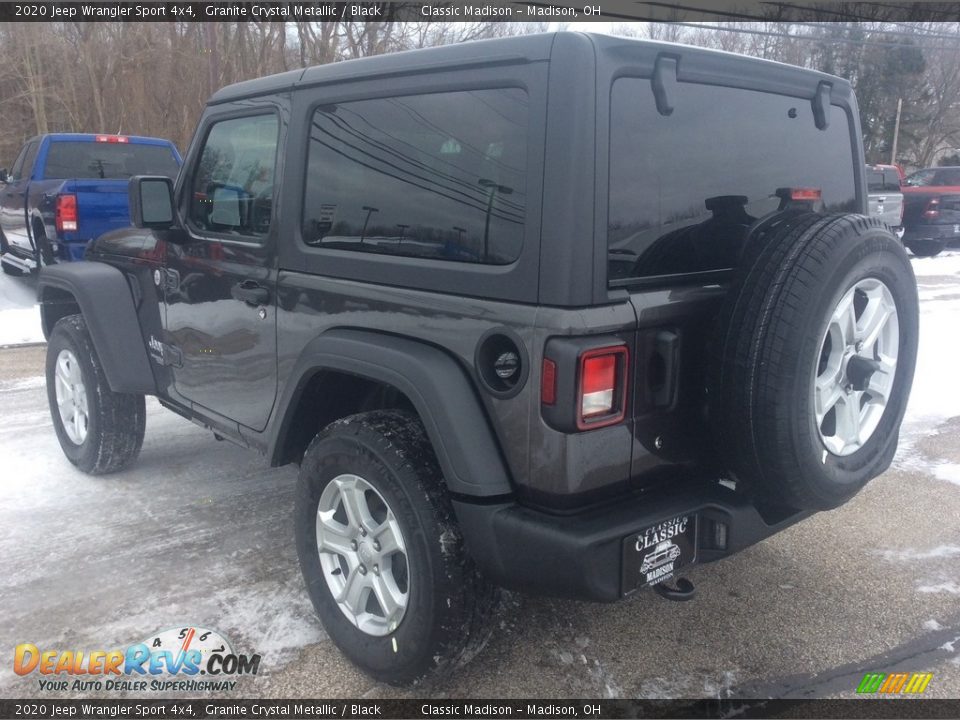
[713,214,918,511]
[815,278,899,457]
[316,474,409,636]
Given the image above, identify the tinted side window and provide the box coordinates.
[9,143,30,181]
[609,80,858,281]
[19,142,40,181]
[906,170,935,187]
[302,88,527,265]
[12,142,39,182]
[189,114,279,238]
[867,168,884,193]
[936,169,960,186]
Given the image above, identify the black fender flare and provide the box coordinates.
[268,328,513,498]
[38,262,156,395]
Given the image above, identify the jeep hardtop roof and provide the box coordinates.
[209,31,851,105]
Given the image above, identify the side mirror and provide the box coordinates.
[129,175,175,229]
[208,183,245,229]
[0,168,8,184]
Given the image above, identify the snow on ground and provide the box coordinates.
[0,272,42,346]
[894,250,960,475]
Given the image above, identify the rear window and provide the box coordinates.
[608,79,858,282]
[302,88,527,265]
[43,141,180,180]
[867,167,901,193]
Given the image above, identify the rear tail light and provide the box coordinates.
[55,194,78,233]
[788,187,821,201]
[577,346,628,430]
[923,198,941,219]
[95,135,129,143]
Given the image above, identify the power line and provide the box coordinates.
[768,2,960,32]
[635,19,960,50]
[641,2,960,42]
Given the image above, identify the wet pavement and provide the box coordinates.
[1,253,959,701]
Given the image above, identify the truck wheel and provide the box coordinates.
[714,214,919,510]
[905,239,944,258]
[45,315,146,474]
[295,410,497,685]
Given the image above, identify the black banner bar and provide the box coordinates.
[0,1,957,23]
[4,699,960,719]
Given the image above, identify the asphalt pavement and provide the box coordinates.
[1,257,959,702]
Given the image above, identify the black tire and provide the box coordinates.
[905,239,944,258]
[46,315,146,474]
[295,410,497,685]
[713,214,919,510]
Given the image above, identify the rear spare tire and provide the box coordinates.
[714,214,919,510]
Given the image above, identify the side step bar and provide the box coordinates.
[0,252,37,273]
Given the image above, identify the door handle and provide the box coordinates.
[232,280,270,306]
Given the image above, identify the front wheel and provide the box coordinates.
[46,315,146,474]
[295,410,497,685]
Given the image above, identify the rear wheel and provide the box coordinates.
[295,410,497,685]
[905,239,944,257]
[46,315,146,474]
[714,214,919,510]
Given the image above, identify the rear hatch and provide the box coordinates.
[606,74,860,492]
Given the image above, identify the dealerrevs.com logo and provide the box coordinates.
[14,626,261,692]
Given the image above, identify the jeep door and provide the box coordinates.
[161,103,283,432]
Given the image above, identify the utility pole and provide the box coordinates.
[890,97,903,166]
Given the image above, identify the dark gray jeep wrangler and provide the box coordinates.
[37,33,919,684]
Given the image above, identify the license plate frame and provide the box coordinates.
[622,513,697,594]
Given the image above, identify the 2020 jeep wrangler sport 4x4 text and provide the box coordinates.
[37,33,918,684]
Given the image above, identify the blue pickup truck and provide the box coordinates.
[0,133,180,275]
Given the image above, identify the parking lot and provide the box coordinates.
[1,254,959,701]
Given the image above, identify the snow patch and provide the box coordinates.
[933,463,960,486]
[918,582,960,595]
[924,619,944,631]
[0,306,43,346]
[0,375,46,391]
[879,545,960,561]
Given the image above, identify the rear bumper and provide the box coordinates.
[453,485,811,602]
[902,223,959,242]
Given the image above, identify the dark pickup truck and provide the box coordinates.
[901,166,960,257]
[36,33,918,685]
[0,133,181,275]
